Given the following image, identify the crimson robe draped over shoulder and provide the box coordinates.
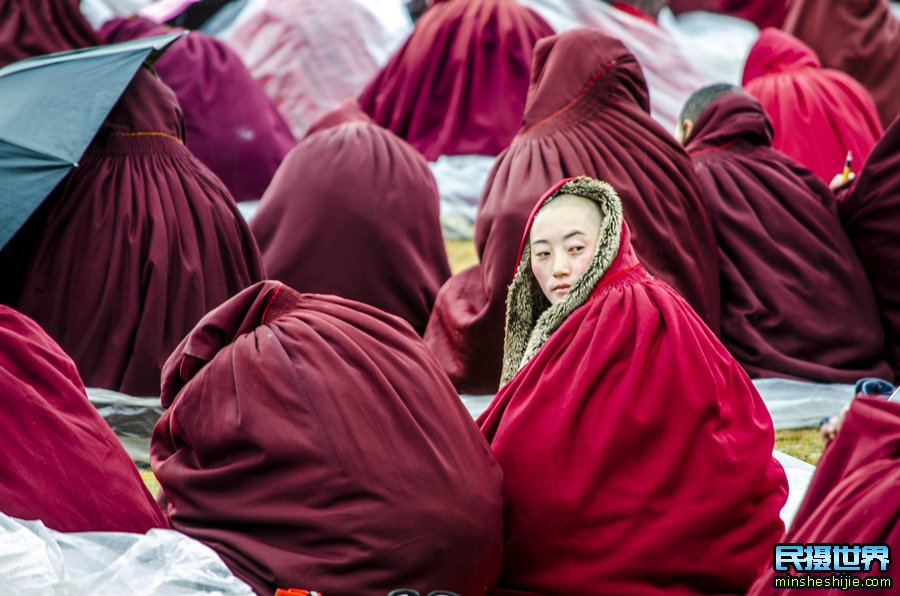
[748,397,900,595]
[742,28,883,183]
[153,281,503,595]
[0,0,100,65]
[0,0,264,396]
[0,305,166,533]
[100,16,296,201]
[359,0,555,161]
[837,115,900,382]
[480,179,786,595]
[685,91,890,383]
[425,28,720,393]
[250,100,450,336]
[784,0,900,128]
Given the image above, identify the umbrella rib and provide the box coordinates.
[0,136,78,167]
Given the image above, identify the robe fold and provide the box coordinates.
[100,16,296,201]
[153,281,504,595]
[0,305,166,533]
[250,100,450,335]
[685,91,890,383]
[425,28,720,393]
[359,0,555,161]
[742,28,883,183]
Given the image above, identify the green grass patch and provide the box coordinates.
[774,427,823,465]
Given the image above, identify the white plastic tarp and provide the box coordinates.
[0,514,253,595]
[429,154,495,241]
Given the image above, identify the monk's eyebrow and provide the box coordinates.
[531,238,550,246]
[563,230,587,240]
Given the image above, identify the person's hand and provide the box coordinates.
[819,402,852,443]
[829,171,856,190]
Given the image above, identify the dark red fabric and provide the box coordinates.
[153,281,503,595]
[6,68,264,397]
[685,91,890,383]
[665,0,785,28]
[359,0,555,160]
[837,115,900,383]
[99,16,296,202]
[748,397,900,595]
[784,0,900,128]
[478,189,786,594]
[0,305,166,533]
[0,0,100,67]
[250,100,450,336]
[425,28,720,393]
[742,28,883,183]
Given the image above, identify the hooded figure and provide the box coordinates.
[250,100,450,335]
[359,0,555,161]
[0,305,166,533]
[784,0,900,127]
[153,281,504,595]
[836,115,900,383]
[682,88,891,383]
[425,28,720,393]
[0,0,265,397]
[479,176,787,595]
[748,397,900,595]
[100,16,297,202]
[742,28,883,183]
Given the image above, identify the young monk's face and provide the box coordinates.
[530,195,602,305]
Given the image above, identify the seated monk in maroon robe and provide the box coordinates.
[479,176,787,595]
[359,0,555,161]
[748,396,900,595]
[784,0,900,127]
[680,85,891,383]
[0,305,166,533]
[0,0,264,397]
[100,15,297,202]
[836,115,900,383]
[250,100,450,336]
[153,281,503,595]
[742,28,883,183]
[425,28,720,393]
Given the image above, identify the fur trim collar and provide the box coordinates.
[500,177,624,386]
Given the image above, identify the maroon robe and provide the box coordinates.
[0,305,167,533]
[669,0,786,28]
[685,91,891,383]
[100,16,297,202]
[480,178,786,594]
[748,397,900,595]
[250,100,450,336]
[7,69,264,397]
[359,0,555,160]
[425,28,721,393]
[742,28,883,183]
[837,115,900,382]
[153,281,503,595]
[0,0,99,65]
[784,0,900,127]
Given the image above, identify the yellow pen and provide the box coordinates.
[842,150,853,184]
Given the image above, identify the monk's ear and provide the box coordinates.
[679,119,694,145]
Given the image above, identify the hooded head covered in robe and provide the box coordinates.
[359,0,555,160]
[100,16,296,201]
[0,0,265,397]
[425,27,720,394]
[153,281,503,595]
[682,87,891,383]
[250,100,450,335]
[0,305,166,533]
[479,176,787,594]
[742,28,883,183]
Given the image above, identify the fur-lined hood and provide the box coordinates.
[500,176,624,385]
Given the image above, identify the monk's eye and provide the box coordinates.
[568,246,584,254]
[535,251,550,259]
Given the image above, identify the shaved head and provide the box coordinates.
[679,83,743,127]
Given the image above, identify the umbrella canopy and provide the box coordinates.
[0,33,182,251]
